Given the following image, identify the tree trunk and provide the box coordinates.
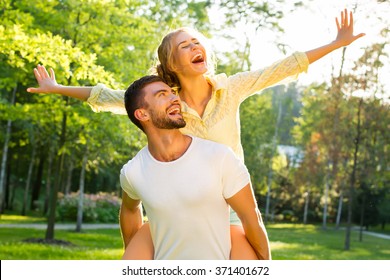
[76,151,88,232]
[30,150,45,210]
[4,148,12,210]
[335,191,343,229]
[45,97,68,240]
[322,171,330,230]
[21,142,37,216]
[303,191,309,224]
[64,157,74,195]
[344,99,363,250]
[0,84,17,214]
[43,144,54,216]
[265,171,272,223]
[9,154,20,211]
[359,194,366,242]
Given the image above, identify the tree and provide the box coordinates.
[0,84,16,214]
[0,24,119,241]
[240,90,277,215]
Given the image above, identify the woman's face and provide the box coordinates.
[171,30,208,77]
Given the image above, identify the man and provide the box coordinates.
[120,75,268,260]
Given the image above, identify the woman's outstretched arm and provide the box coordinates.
[27,65,93,101]
[305,9,365,64]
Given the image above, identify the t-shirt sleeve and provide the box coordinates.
[220,148,251,199]
[120,166,140,200]
[228,52,309,103]
[86,83,127,115]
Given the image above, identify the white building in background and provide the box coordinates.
[277,145,304,168]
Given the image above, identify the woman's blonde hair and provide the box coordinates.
[153,27,216,93]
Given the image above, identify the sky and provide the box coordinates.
[209,0,389,101]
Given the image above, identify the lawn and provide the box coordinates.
[267,224,390,260]
[0,215,389,260]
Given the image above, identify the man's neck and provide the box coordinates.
[146,130,192,162]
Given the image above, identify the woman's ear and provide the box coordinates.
[134,108,149,122]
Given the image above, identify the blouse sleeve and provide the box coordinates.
[228,52,309,103]
[86,83,127,115]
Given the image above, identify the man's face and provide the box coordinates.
[142,81,186,129]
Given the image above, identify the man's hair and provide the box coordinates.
[124,75,164,132]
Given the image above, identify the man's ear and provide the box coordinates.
[134,108,149,122]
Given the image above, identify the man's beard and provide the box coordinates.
[149,109,186,129]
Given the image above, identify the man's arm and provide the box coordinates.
[27,65,93,101]
[120,190,143,248]
[226,184,271,260]
[305,9,365,64]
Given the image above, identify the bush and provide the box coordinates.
[279,210,299,222]
[56,192,121,223]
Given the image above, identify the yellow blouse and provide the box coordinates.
[87,52,309,161]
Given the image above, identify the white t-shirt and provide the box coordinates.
[120,136,250,260]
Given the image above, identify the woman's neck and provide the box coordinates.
[178,75,212,118]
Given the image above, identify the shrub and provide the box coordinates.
[281,210,297,222]
[56,192,121,223]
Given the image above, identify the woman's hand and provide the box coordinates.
[333,9,365,48]
[27,64,60,94]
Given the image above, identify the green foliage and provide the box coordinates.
[218,0,284,31]
[56,192,121,223]
[240,90,275,197]
[291,38,390,227]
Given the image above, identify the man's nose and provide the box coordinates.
[170,93,180,102]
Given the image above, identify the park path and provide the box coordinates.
[0,223,389,239]
[359,231,390,240]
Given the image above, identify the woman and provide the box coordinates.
[28,9,364,259]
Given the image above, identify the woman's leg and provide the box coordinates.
[122,223,154,260]
[230,225,259,260]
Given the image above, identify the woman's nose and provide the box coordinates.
[190,42,198,50]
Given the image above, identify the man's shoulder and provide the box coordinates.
[121,146,148,172]
[192,136,232,155]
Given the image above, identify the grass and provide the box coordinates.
[0,227,123,260]
[267,224,390,260]
[0,214,46,224]
[0,215,389,260]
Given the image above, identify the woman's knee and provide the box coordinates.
[230,225,259,260]
[122,223,154,260]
